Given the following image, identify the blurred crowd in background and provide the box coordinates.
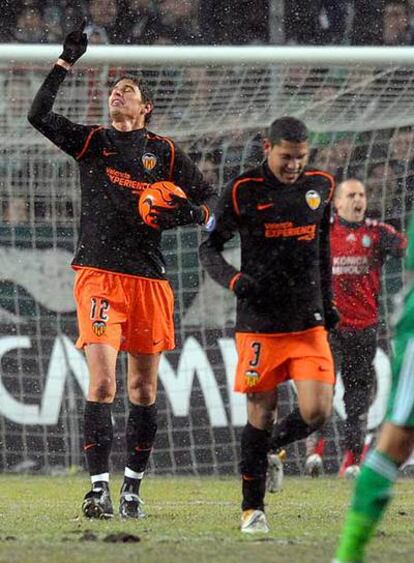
[1,0,414,47]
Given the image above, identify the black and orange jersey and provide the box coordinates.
[28,65,217,279]
[199,162,335,333]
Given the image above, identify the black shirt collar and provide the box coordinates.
[337,215,365,229]
[109,126,147,140]
[261,161,306,186]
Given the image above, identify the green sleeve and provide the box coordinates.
[406,212,414,271]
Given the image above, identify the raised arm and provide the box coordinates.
[28,21,91,158]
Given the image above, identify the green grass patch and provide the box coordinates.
[0,475,413,562]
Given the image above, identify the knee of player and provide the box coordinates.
[247,401,276,431]
[128,380,157,405]
[300,405,331,428]
[90,378,116,402]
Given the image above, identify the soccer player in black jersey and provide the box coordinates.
[200,116,339,533]
[28,23,217,519]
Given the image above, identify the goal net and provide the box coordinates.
[0,45,412,476]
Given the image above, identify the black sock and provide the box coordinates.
[125,403,158,477]
[240,423,270,511]
[344,411,367,461]
[269,407,320,451]
[84,401,113,476]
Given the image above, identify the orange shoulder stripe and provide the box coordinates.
[229,272,242,290]
[200,204,210,224]
[232,177,264,216]
[76,126,104,160]
[84,443,96,451]
[304,170,336,202]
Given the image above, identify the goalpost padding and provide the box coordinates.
[0,45,412,475]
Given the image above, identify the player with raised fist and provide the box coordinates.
[28,20,217,520]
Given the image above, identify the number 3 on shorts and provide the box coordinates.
[249,342,262,367]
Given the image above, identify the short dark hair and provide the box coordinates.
[109,74,154,125]
[267,116,308,146]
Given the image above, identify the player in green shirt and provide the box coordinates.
[334,212,414,562]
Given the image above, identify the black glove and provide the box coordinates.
[149,195,206,229]
[324,303,340,330]
[232,274,259,299]
[59,20,88,65]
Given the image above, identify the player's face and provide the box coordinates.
[335,181,367,222]
[264,139,309,184]
[109,79,152,123]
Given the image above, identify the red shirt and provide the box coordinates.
[331,216,407,329]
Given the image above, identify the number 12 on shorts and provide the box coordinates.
[90,297,110,321]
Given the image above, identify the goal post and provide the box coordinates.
[3,44,414,64]
[0,45,413,475]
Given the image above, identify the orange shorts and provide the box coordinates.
[234,326,334,393]
[73,267,175,353]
